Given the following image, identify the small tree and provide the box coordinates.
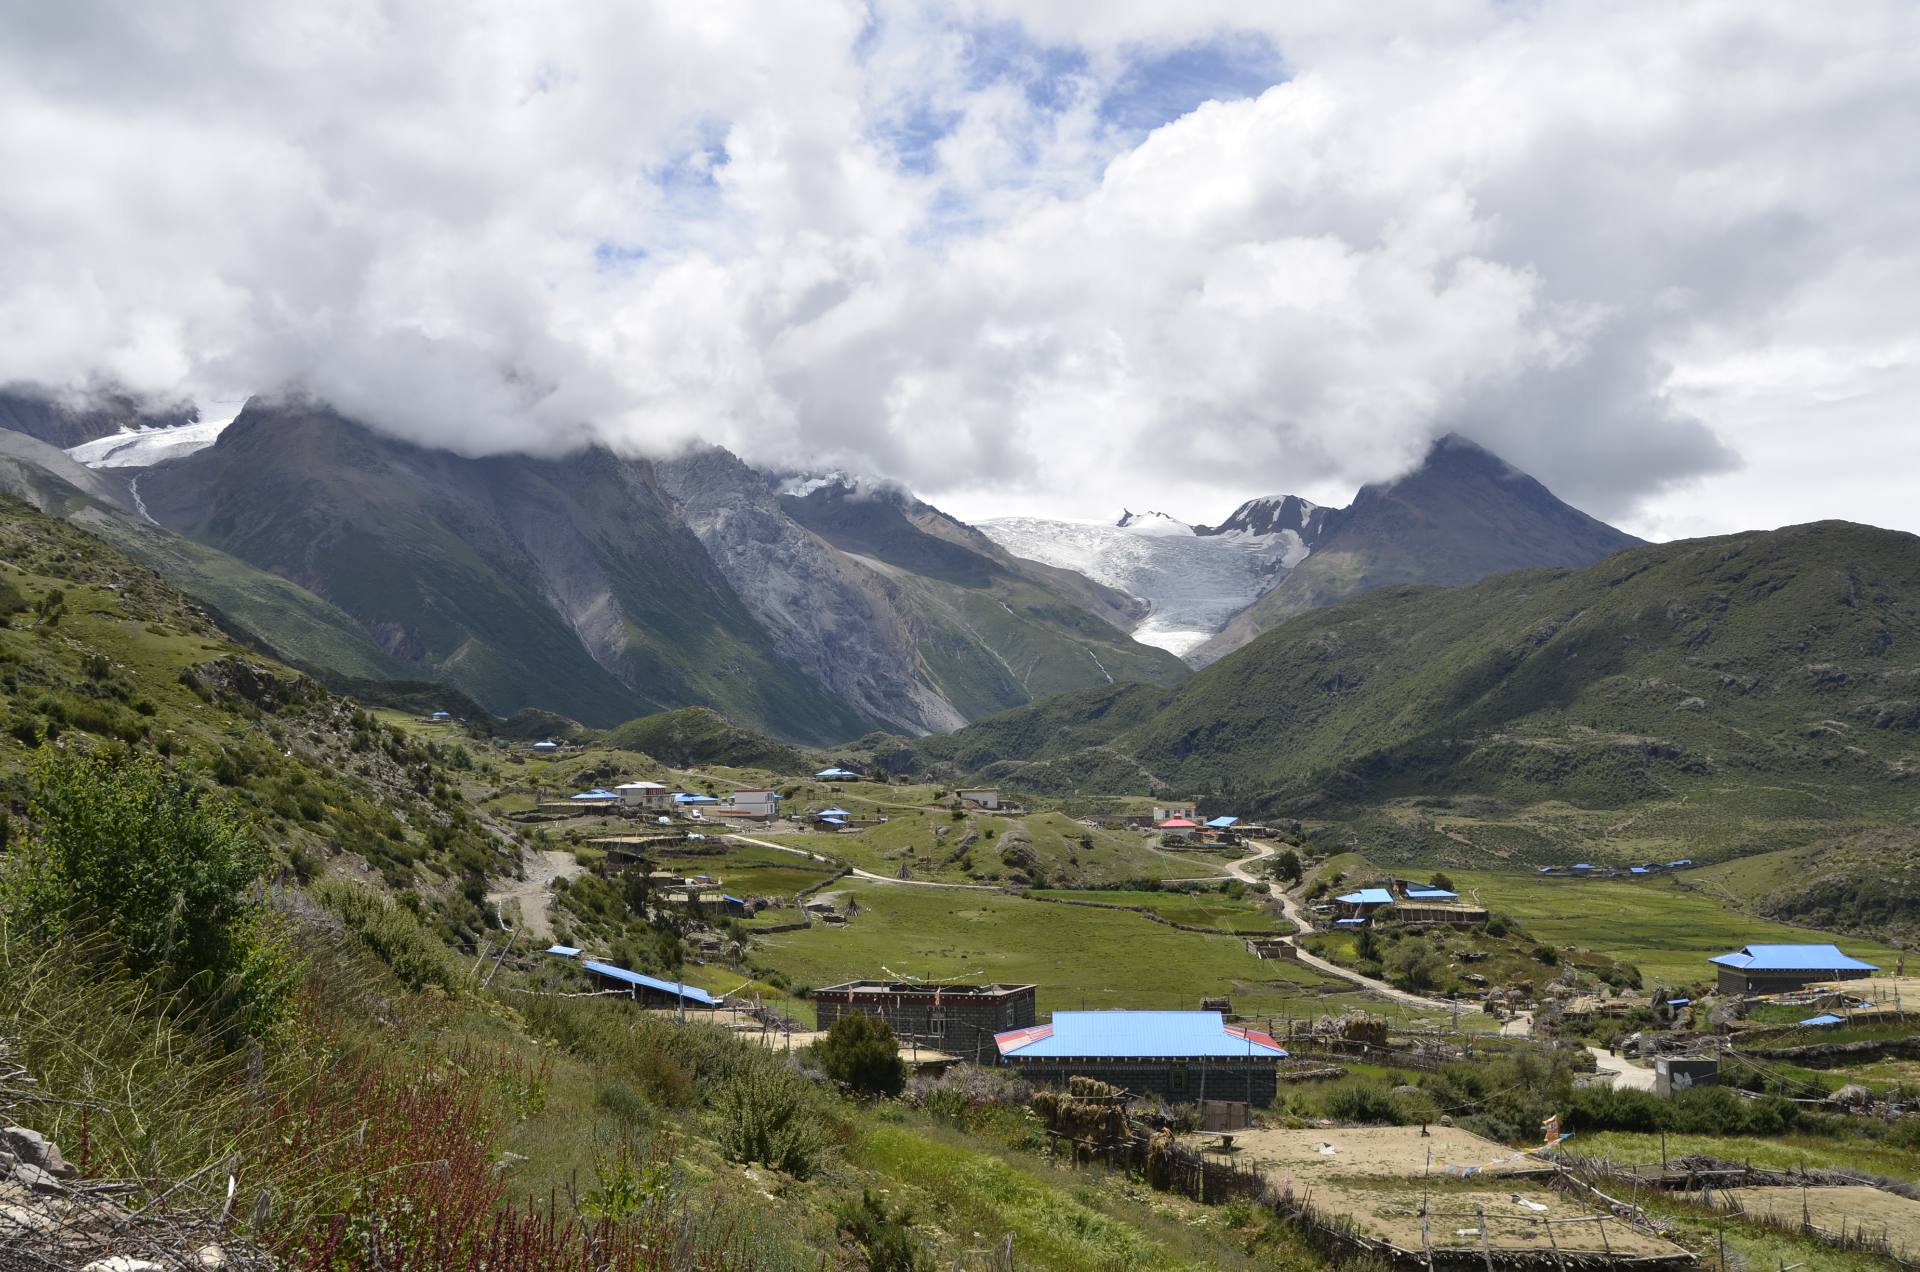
[3,748,295,1036]
[813,1011,906,1097]
[1271,848,1303,884]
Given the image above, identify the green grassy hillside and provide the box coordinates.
[905,521,1920,868]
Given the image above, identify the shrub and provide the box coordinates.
[711,1060,829,1177]
[2,748,296,1036]
[312,878,463,995]
[1323,1082,1398,1124]
[834,1189,922,1271]
[813,1012,906,1097]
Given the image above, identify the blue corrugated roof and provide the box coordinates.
[1336,888,1394,906]
[1668,859,1693,867]
[1334,917,1369,926]
[1799,1014,1844,1026]
[1708,944,1878,972]
[817,807,850,817]
[722,895,745,905]
[572,788,618,800]
[820,816,847,826]
[1405,886,1458,900]
[1205,816,1240,828]
[1573,863,1593,870]
[545,944,580,958]
[815,767,856,778]
[1666,998,1690,1007]
[580,961,720,1004]
[673,792,719,804]
[1629,866,1650,875]
[997,1011,1286,1059]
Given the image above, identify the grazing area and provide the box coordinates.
[748,880,1404,1029]
[1446,870,1905,988]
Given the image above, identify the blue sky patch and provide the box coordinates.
[1101,33,1285,133]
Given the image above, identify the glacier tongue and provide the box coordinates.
[65,407,240,469]
[977,513,1307,659]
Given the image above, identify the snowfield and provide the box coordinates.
[66,409,239,469]
[978,511,1310,658]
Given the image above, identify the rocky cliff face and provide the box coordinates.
[108,405,1183,739]
[655,449,970,733]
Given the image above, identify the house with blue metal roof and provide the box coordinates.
[1709,943,1877,995]
[814,767,859,780]
[580,960,723,1008]
[1333,887,1394,923]
[995,1011,1287,1103]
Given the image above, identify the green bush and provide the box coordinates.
[711,1060,829,1177]
[312,878,464,995]
[812,1012,906,1097]
[834,1189,922,1271]
[1323,1082,1398,1124]
[2,748,296,1037]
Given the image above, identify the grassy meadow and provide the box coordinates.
[747,879,1450,1033]
[1447,870,1906,988]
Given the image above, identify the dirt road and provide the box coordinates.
[486,849,582,942]
[1236,843,1458,1012]
[726,834,998,891]
[1586,1045,1658,1091]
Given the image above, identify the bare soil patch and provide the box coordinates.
[1304,1180,1680,1258]
[1211,1124,1552,1179]
[1728,1185,1920,1253]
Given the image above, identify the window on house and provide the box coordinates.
[1170,1068,1189,1093]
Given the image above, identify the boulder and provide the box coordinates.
[2,1126,74,1178]
[1831,1083,1873,1107]
[192,1246,231,1269]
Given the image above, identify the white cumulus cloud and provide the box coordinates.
[1,1,1917,535]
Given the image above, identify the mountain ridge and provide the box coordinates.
[903,518,1920,865]
[976,432,1637,665]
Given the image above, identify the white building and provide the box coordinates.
[957,787,1000,810]
[616,781,671,811]
[1152,802,1198,822]
[723,788,782,818]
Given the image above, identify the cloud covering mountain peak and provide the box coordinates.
[3,2,1918,535]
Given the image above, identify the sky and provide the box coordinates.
[2,2,1918,540]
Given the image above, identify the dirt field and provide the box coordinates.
[1303,1181,1681,1257]
[1728,1185,1920,1253]
[1208,1124,1553,1179]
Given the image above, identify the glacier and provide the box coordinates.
[977,506,1313,659]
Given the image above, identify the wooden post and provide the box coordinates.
[1718,1217,1727,1272]
[1545,1215,1567,1272]
[1598,1214,1613,1259]
[1477,1205,1495,1272]
[1421,1205,1433,1268]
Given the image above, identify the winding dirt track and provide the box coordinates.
[1232,842,1457,1012]
[725,834,997,890]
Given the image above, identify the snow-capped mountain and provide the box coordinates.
[977,498,1322,659]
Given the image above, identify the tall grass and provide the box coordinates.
[0,912,780,1269]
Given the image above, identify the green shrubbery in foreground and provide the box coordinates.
[1,747,297,1038]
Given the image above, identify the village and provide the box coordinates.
[457,737,1920,1271]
